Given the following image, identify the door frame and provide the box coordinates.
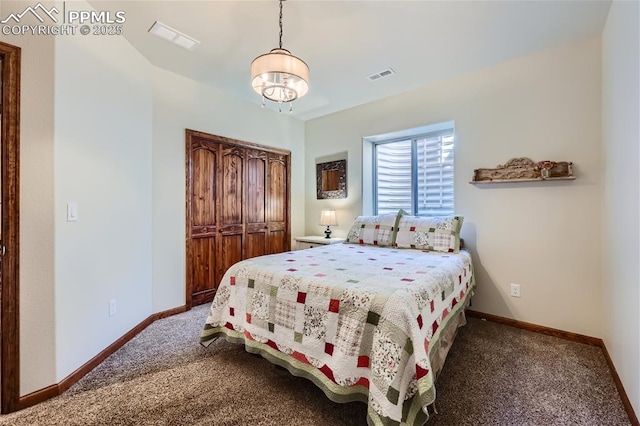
[0,41,21,413]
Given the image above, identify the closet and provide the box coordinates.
[186,130,291,307]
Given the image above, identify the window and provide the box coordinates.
[372,127,454,216]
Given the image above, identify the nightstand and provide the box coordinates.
[294,236,345,250]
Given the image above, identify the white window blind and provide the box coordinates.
[374,129,454,216]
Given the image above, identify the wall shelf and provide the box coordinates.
[470,157,575,184]
[469,176,577,184]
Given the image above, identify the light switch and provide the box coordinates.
[67,202,78,222]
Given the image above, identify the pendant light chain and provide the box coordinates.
[278,0,283,49]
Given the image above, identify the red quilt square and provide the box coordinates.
[229,307,235,316]
[328,299,340,313]
[357,355,370,368]
[430,300,435,313]
[319,364,335,382]
[324,342,334,355]
[416,364,429,379]
[230,276,236,286]
[246,313,251,323]
[417,314,423,329]
[297,292,307,304]
[410,226,416,231]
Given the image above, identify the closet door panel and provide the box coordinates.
[219,233,243,281]
[246,229,267,259]
[187,138,219,307]
[191,147,217,228]
[247,151,266,224]
[220,146,244,226]
[246,150,268,259]
[267,153,290,254]
[218,146,245,279]
[190,237,217,306]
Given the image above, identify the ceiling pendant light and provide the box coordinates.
[251,0,309,112]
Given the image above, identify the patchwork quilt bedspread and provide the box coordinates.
[201,243,475,425]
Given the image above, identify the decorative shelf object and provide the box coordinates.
[470,157,575,184]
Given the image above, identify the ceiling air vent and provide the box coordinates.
[148,21,201,51]
[367,68,396,81]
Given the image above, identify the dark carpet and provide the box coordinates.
[0,305,630,425]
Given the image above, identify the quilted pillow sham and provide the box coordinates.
[394,215,464,253]
[345,213,400,247]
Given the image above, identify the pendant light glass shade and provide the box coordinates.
[251,48,309,102]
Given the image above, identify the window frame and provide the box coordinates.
[368,125,455,217]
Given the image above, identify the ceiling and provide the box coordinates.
[89,1,612,121]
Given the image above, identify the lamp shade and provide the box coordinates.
[319,210,338,226]
[251,48,309,103]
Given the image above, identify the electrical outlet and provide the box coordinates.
[109,299,117,316]
[510,283,521,298]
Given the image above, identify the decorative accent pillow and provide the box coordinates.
[394,215,464,253]
[345,213,400,247]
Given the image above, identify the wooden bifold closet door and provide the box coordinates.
[186,130,291,308]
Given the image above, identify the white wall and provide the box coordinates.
[2,0,306,396]
[53,1,154,381]
[1,1,57,397]
[151,68,305,312]
[306,37,603,337]
[602,0,640,415]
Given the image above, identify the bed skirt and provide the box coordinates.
[203,297,472,426]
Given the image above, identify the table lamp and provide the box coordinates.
[319,209,338,239]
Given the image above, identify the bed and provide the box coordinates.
[201,213,474,425]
